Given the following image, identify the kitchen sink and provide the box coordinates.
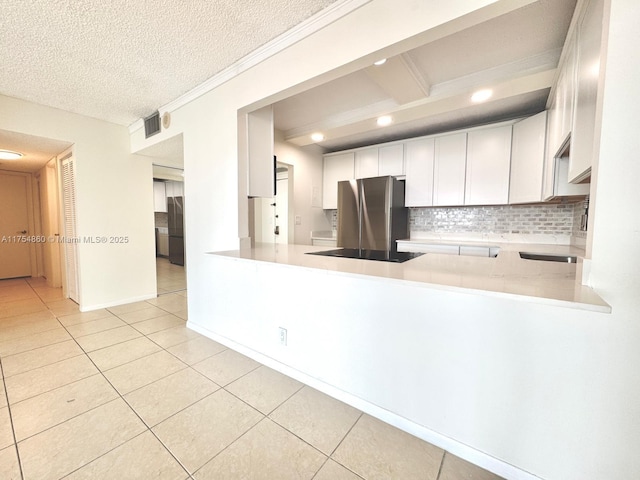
[519,252,578,263]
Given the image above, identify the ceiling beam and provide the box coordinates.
[363,54,430,105]
[285,69,555,147]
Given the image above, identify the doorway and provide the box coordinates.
[253,162,294,245]
[0,172,33,279]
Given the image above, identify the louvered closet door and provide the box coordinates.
[60,155,79,303]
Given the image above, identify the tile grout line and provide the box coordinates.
[436,450,447,480]
[324,411,367,480]
[0,278,39,480]
[52,310,195,479]
[0,358,26,480]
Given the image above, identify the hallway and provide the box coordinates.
[0,277,501,479]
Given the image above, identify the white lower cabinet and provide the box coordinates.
[433,133,467,206]
[158,233,169,256]
[404,138,435,207]
[323,152,354,209]
[465,125,512,206]
[510,111,547,204]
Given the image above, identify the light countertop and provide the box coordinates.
[209,243,610,313]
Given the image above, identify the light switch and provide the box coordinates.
[295,215,302,225]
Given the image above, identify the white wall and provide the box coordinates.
[582,0,640,476]
[0,94,157,310]
[274,132,329,245]
[128,0,640,478]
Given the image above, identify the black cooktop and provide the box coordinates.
[306,248,423,263]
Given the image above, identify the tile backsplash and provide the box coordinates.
[329,201,587,244]
[155,212,168,228]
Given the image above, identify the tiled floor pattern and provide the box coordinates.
[0,277,504,480]
[157,257,187,295]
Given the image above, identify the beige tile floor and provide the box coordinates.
[0,276,504,480]
[157,257,187,295]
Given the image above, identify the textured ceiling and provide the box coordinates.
[0,0,338,126]
[0,130,72,173]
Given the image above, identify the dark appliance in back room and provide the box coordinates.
[167,196,184,265]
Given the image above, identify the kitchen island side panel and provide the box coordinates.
[193,253,610,480]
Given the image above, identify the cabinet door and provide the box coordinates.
[378,144,404,176]
[354,148,378,179]
[323,153,354,209]
[569,0,603,183]
[433,133,467,206]
[543,101,560,201]
[465,126,512,206]
[559,38,577,146]
[153,182,167,212]
[510,112,546,204]
[404,138,435,207]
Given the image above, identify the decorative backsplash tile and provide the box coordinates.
[409,204,577,235]
[155,212,168,228]
[328,201,587,241]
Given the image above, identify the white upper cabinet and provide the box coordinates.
[378,144,404,177]
[323,152,354,209]
[404,138,435,207]
[547,36,577,163]
[510,111,547,204]
[569,0,603,183]
[153,181,167,212]
[354,148,379,179]
[165,181,184,198]
[465,125,512,206]
[433,133,467,206]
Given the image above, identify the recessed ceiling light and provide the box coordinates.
[471,89,493,103]
[377,115,393,127]
[374,59,387,66]
[311,132,325,142]
[0,150,23,160]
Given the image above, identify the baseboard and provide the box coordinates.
[80,293,158,312]
[187,321,542,480]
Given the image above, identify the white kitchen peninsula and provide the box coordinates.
[190,243,610,479]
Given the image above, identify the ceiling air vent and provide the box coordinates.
[144,111,161,138]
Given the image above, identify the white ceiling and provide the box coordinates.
[0,0,578,167]
[274,0,578,151]
[0,0,339,126]
[0,130,72,173]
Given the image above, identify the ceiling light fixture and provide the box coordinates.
[311,132,325,142]
[471,89,493,103]
[377,115,393,127]
[0,150,23,160]
[374,58,387,66]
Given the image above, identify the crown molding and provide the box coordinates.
[129,0,371,134]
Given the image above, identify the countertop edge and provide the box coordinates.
[206,249,611,314]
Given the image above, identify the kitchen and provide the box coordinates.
[244,0,600,306]
[128,1,640,479]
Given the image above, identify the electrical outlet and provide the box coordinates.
[279,327,287,346]
[295,215,302,225]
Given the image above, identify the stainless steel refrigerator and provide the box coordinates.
[337,176,408,255]
[167,196,184,266]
